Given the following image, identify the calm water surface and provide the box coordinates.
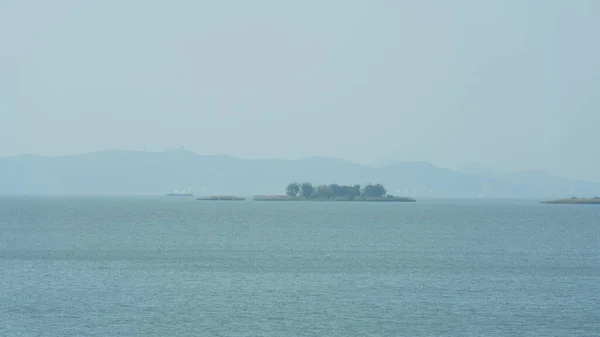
[1,197,599,336]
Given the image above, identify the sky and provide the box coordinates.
[1,0,599,181]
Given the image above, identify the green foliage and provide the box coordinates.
[362,183,387,198]
[329,184,361,198]
[300,182,314,198]
[315,185,334,199]
[291,181,389,200]
[286,182,300,197]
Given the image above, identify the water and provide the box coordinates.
[1,197,599,336]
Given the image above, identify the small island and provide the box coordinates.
[253,182,416,202]
[542,197,600,205]
[197,195,246,201]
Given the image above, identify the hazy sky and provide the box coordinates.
[1,0,599,181]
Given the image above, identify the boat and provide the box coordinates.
[167,193,194,197]
[167,188,194,197]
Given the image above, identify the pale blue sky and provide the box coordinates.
[1,0,599,181]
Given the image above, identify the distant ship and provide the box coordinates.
[167,188,194,197]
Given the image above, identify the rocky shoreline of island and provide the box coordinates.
[194,182,416,202]
[196,195,246,201]
[253,182,415,202]
[541,197,600,205]
[252,195,416,202]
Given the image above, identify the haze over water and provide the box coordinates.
[1,197,599,336]
[2,0,600,181]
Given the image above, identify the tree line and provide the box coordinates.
[285,182,389,200]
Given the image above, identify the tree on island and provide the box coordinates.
[300,182,314,198]
[315,185,334,199]
[361,183,387,198]
[288,182,391,200]
[335,184,361,198]
[286,182,300,197]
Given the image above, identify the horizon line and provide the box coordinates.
[1,148,597,184]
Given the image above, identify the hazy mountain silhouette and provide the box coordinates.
[1,149,598,197]
[456,163,597,197]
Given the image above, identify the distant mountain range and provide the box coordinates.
[1,149,598,198]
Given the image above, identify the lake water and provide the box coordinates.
[1,197,599,336]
